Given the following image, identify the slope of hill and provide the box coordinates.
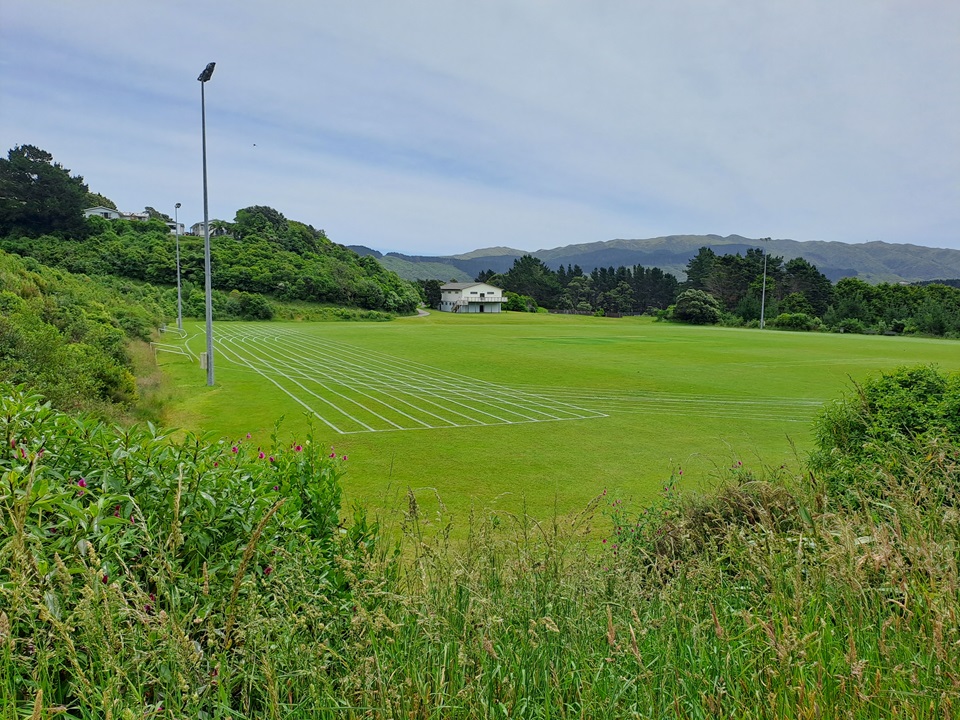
[378,235,960,283]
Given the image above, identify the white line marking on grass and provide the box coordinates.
[244,335,466,429]
[281,332,605,422]
[212,342,346,434]
[234,332,441,430]
[210,324,613,433]
[252,342,521,426]
[215,335,392,433]
[216,332,387,432]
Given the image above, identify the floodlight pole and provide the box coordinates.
[198,62,216,385]
[759,237,769,329]
[174,202,182,332]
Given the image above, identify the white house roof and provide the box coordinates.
[441,282,502,291]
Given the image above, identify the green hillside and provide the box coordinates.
[378,234,960,283]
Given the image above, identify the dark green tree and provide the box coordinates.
[417,279,442,308]
[673,289,722,325]
[85,192,117,210]
[0,145,89,238]
[144,206,173,222]
[683,247,717,290]
[498,255,561,307]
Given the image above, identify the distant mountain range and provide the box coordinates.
[348,235,960,284]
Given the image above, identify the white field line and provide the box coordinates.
[224,328,541,424]
[312,333,604,417]
[269,331,599,422]
[214,334,386,432]
[209,325,818,427]
[233,334,467,428]
[151,343,190,358]
[226,333,437,430]
[507,387,819,423]
[231,331,540,426]
[211,325,606,432]
[267,329,604,421]
[212,339,369,433]
[247,331,576,424]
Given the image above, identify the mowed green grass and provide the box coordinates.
[157,312,959,521]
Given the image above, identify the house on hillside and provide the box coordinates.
[438,282,504,313]
[84,206,184,234]
[189,221,232,237]
[83,206,122,220]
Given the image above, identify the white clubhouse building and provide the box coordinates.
[438,282,505,313]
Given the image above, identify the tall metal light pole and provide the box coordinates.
[174,202,183,331]
[198,61,216,385]
[759,237,770,329]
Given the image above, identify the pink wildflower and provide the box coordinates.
[295,444,303,452]
[77,478,87,488]
[263,566,273,577]
[246,433,252,439]
[258,451,265,459]
[232,445,238,453]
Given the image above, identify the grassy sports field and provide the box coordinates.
[155,312,960,520]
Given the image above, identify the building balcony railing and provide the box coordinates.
[454,296,503,304]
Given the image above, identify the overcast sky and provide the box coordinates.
[2,1,958,255]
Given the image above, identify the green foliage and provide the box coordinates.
[0,386,370,717]
[503,290,538,312]
[770,312,819,331]
[84,192,116,210]
[496,255,562,307]
[415,278,442,308]
[2,206,420,316]
[0,145,89,239]
[0,251,165,415]
[4,333,960,717]
[672,288,722,324]
[810,365,960,508]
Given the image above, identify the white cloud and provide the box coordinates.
[1,0,957,254]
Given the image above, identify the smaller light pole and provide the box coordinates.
[759,237,769,329]
[174,202,183,331]
[198,61,216,386]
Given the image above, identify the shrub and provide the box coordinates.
[834,317,866,334]
[810,365,960,509]
[770,312,818,331]
[0,385,372,716]
[673,289,721,325]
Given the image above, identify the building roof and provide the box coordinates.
[441,282,502,291]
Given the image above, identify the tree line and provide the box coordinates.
[0,249,164,416]
[0,145,422,316]
[450,245,960,337]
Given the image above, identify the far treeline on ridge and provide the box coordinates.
[2,142,960,341]
[416,247,960,337]
[0,144,422,319]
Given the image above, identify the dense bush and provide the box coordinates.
[810,365,960,509]
[4,366,960,717]
[0,251,164,415]
[770,311,820,331]
[672,288,722,324]
[0,386,372,717]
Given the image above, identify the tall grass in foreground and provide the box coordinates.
[2,366,959,718]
